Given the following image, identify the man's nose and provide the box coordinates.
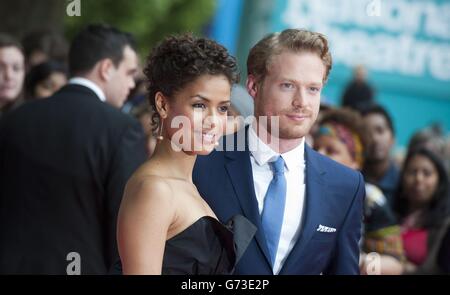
[292,89,306,108]
[4,66,13,80]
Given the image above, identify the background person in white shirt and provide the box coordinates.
[0,24,147,274]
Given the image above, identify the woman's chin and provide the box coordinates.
[187,143,217,155]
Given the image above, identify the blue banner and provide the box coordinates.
[271,0,450,148]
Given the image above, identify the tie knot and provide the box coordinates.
[270,156,285,175]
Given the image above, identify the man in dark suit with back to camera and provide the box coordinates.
[0,24,147,274]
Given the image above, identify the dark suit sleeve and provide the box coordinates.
[104,120,147,268]
[324,172,365,275]
[438,226,450,273]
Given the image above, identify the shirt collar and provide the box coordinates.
[68,77,106,102]
[282,137,305,171]
[248,122,305,171]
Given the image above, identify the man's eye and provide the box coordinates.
[281,83,294,89]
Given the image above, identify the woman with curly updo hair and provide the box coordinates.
[116,34,256,275]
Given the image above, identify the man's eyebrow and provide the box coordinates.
[309,82,323,87]
[280,77,323,86]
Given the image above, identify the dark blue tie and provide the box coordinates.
[261,156,287,266]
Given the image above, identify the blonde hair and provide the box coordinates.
[247,29,332,83]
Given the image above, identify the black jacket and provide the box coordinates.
[0,84,147,274]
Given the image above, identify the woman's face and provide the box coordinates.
[403,154,439,207]
[34,72,67,98]
[163,74,231,155]
[314,134,359,170]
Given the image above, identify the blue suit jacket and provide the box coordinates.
[193,128,365,274]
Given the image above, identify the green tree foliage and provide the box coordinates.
[64,0,216,57]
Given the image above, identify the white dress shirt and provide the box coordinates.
[248,123,306,274]
[69,77,106,102]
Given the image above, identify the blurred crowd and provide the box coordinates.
[0,26,449,275]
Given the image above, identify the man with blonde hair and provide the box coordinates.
[194,29,364,274]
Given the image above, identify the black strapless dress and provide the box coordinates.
[113,214,256,275]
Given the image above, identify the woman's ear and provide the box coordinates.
[155,92,169,118]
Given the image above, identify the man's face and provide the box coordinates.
[104,46,138,108]
[0,46,25,104]
[249,51,325,140]
[364,113,394,162]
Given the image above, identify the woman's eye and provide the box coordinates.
[218,105,229,113]
[422,169,432,177]
[192,103,206,110]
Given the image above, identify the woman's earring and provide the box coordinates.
[157,119,164,141]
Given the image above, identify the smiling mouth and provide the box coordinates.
[194,131,216,144]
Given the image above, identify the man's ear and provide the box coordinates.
[390,135,396,150]
[246,74,259,99]
[155,91,169,119]
[99,59,115,82]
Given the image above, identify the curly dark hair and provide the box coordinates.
[144,33,239,131]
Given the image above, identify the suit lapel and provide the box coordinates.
[279,145,329,274]
[224,128,273,270]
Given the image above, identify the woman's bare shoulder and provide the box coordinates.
[119,172,177,217]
